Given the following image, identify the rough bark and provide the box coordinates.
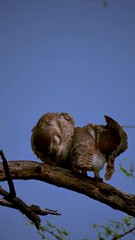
[0,160,135,217]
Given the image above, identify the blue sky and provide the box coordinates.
[0,0,135,239]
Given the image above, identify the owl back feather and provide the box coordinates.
[70,116,128,180]
[69,125,106,178]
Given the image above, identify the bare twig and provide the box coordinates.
[0,150,16,197]
[30,205,61,216]
[0,199,61,216]
[112,226,135,240]
[122,125,135,128]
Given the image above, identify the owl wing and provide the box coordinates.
[70,125,105,178]
[96,115,128,180]
[70,126,94,170]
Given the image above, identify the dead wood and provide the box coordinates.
[0,159,135,217]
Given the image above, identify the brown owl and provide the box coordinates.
[31,112,75,168]
[69,115,128,180]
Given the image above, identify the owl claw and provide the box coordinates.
[94,177,103,182]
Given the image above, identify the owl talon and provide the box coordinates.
[73,171,88,179]
[94,177,103,182]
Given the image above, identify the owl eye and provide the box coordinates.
[60,113,75,125]
[65,116,69,120]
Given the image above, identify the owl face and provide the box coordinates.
[31,112,75,167]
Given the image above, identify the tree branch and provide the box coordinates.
[0,186,41,229]
[0,160,135,217]
[0,150,16,197]
[0,151,61,229]
[112,226,135,240]
[0,198,61,216]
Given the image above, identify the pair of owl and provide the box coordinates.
[31,112,128,180]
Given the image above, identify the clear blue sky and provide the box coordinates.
[0,0,135,239]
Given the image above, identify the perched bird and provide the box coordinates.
[31,112,75,168]
[69,115,128,180]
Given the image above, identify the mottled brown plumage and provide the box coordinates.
[69,116,128,180]
[31,112,75,168]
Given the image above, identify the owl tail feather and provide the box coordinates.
[104,115,128,180]
[105,160,115,180]
[104,115,128,153]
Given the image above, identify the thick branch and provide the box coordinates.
[0,160,135,217]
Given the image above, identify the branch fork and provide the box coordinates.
[0,150,61,229]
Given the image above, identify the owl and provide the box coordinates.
[69,115,128,180]
[31,112,75,168]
